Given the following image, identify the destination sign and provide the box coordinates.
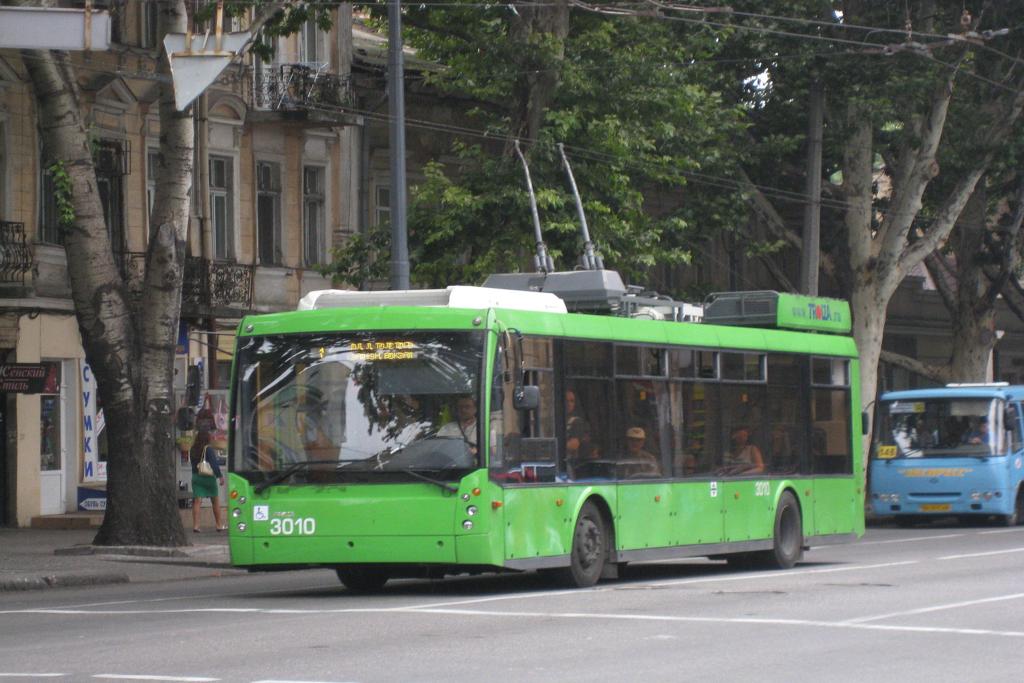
[348,340,417,361]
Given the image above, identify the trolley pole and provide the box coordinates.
[800,78,823,296]
[387,0,410,290]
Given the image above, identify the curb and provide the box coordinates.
[0,571,130,591]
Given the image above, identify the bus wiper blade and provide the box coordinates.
[403,467,459,494]
[254,460,339,494]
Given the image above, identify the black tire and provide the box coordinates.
[1002,488,1024,527]
[560,501,609,588]
[757,491,803,569]
[336,567,389,592]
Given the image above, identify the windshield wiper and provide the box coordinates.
[403,467,459,494]
[254,459,339,494]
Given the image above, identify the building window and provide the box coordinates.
[146,148,159,233]
[39,158,62,244]
[141,1,159,49]
[0,120,6,219]
[40,395,61,471]
[256,161,282,265]
[374,185,390,227]
[94,139,128,254]
[300,19,326,66]
[303,165,326,266]
[210,155,234,259]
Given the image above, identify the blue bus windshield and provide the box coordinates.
[876,398,1003,458]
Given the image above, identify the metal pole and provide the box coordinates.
[513,140,553,273]
[800,78,823,295]
[387,0,409,290]
[557,143,602,270]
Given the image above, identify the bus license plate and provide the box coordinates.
[920,503,951,512]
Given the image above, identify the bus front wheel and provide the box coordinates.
[336,567,389,592]
[560,501,608,588]
[1002,488,1024,527]
[760,491,803,569]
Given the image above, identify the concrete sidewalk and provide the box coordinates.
[0,524,244,592]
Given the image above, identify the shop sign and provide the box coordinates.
[82,363,107,482]
[0,362,60,393]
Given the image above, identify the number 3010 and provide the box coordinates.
[269,518,316,535]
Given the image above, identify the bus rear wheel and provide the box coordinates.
[758,491,803,569]
[560,501,608,588]
[336,567,389,592]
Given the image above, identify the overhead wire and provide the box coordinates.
[8,0,998,243]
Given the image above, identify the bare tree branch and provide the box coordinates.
[922,250,958,311]
[880,349,954,384]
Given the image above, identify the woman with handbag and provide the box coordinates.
[189,427,227,533]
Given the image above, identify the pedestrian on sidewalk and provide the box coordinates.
[189,419,227,534]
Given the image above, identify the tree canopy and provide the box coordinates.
[328,1,752,290]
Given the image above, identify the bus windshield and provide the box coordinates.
[876,397,1003,459]
[233,330,485,484]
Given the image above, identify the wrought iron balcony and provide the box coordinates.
[183,257,254,313]
[114,253,253,314]
[0,221,34,284]
[247,63,352,115]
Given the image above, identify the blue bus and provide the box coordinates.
[870,384,1024,525]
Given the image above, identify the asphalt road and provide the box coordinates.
[2,522,1023,682]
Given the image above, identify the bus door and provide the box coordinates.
[1000,401,1024,505]
[493,337,570,561]
[809,363,856,535]
[669,380,725,546]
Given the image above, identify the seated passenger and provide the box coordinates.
[623,426,660,476]
[565,389,594,460]
[963,418,989,446]
[723,426,765,474]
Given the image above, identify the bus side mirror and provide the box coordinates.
[514,385,540,411]
[862,411,869,436]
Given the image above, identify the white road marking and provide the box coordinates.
[845,592,1024,624]
[93,677,218,682]
[394,607,1024,638]
[0,561,920,616]
[405,560,920,611]
[0,676,66,679]
[252,680,359,683]
[854,533,965,546]
[979,528,1024,535]
[939,546,1024,560]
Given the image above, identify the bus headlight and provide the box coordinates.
[462,520,474,530]
[466,505,478,516]
[237,523,247,532]
[232,508,241,518]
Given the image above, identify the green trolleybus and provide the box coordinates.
[226,273,864,589]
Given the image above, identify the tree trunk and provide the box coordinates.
[947,185,997,381]
[509,0,570,142]
[94,0,192,546]
[22,1,191,545]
